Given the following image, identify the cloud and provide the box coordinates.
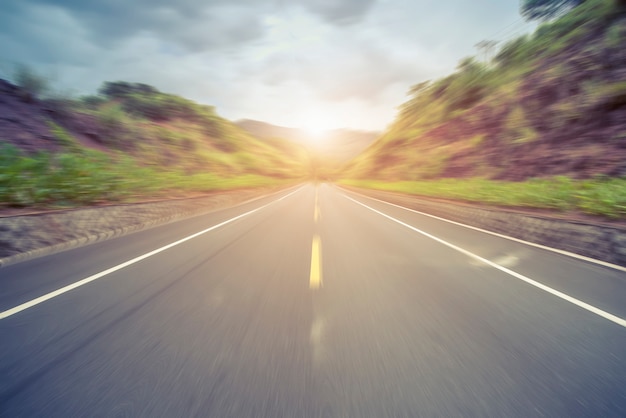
[12,0,378,53]
[0,0,533,130]
[4,0,266,53]
[299,0,377,24]
[0,2,97,66]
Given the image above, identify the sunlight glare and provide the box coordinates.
[299,110,332,143]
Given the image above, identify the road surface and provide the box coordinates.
[1,183,625,417]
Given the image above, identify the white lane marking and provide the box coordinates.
[339,187,626,273]
[344,195,626,328]
[0,187,304,320]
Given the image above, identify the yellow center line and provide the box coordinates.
[314,190,319,221]
[309,235,322,289]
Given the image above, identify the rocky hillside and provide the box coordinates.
[0,79,310,208]
[343,0,626,181]
[0,80,309,178]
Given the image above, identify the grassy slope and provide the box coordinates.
[340,177,626,218]
[340,0,626,218]
[0,83,309,208]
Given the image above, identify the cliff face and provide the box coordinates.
[344,0,626,181]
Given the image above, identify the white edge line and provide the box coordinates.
[344,195,626,328]
[0,187,304,320]
[338,186,626,273]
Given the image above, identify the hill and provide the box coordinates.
[343,0,626,182]
[0,79,309,208]
[236,119,378,163]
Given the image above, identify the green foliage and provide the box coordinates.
[521,0,586,21]
[444,58,492,112]
[589,81,626,110]
[340,176,626,218]
[0,143,120,205]
[496,0,618,67]
[122,92,199,122]
[410,147,451,180]
[96,104,135,148]
[394,57,496,135]
[97,81,221,127]
[504,107,538,143]
[0,143,291,208]
[494,35,533,67]
[80,94,107,109]
[605,20,626,47]
[98,81,158,99]
[47,121,81,151]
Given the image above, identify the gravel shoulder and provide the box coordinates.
[341,185,626,268]
[2,183,626,269]
[0,186,292,267]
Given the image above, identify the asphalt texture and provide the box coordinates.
[1,183,625,417]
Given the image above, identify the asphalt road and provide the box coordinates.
[1,183,625,417]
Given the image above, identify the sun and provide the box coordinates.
[299,111,332,143]
[303,125,326,139]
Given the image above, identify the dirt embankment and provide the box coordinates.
[439,38,626,180]
[0,79,111,154]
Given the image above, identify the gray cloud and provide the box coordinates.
[7,0,377,53]
[2,0,268,52]
[0,0,532,130]
[299,0,377,24]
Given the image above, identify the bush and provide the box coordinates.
[0,144,123,206]
[48,121,80,151]
[495,35,532,67]
[13,64,49,101]
[444,58,492,112]
[80,95,107,109]
[504,106,538,143]
[605,20,626,47]
[96,104,135,148]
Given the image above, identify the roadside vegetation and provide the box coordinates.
[0,143,287,208]
[340,177,626,219]
[342,0,626,182]
[339,0,626,219]
[1,76,308,209]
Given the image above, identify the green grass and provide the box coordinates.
[339,177,626,219]
[0,143,290,208]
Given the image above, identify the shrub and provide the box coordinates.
[47,121,81,151]
[495,35,532,67]
[504,106,539,143]
[80,95,107,109]
[605,20,626,47]
[96,104,135,148]
[13,64,49,101]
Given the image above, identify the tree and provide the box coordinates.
[520,0,586,21]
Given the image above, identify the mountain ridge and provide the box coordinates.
[235,118,379,163]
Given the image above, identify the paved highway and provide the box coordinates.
[1,183,625,417]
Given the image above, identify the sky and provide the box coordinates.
[0,0,535,132]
